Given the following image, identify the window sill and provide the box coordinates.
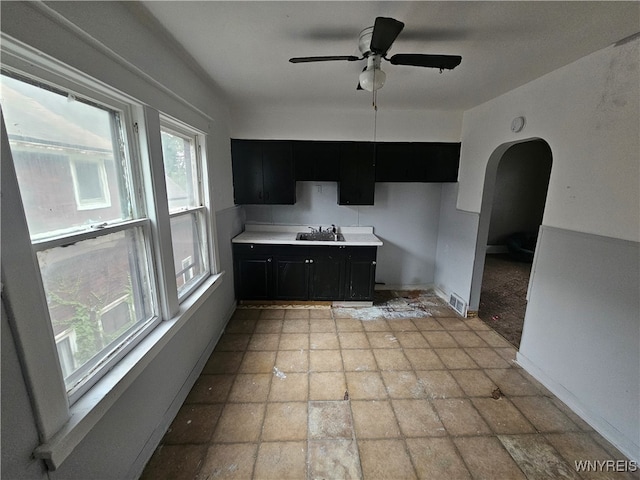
[33,271,226,471]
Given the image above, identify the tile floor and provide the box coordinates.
[141,295,636,480]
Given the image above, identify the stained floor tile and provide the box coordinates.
[142,296,634,480]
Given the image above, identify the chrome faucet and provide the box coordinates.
[331,224,338,241]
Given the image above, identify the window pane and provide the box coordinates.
[0,73,131,238]
[170,212,206,296]
[36,228,155,389]
[161,129,198,211]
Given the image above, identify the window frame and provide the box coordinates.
[159,118,212,301]
[0,38,223,470]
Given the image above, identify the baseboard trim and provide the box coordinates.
[516,352,639,463]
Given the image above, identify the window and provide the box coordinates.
[160,122,210,298]
[1,70,158,398]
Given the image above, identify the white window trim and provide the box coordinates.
[1,38,224,471]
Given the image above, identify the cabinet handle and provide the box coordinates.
[309,259,314,264]
[305,259,310,264]
[267,258,272,262]
[372,261,377,265]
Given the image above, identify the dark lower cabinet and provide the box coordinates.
[345,247,377,300]
[233,244,375,301]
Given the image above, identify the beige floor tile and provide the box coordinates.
[309,332,340,350]
[511,396,580,433]
[358,439,417,479]
[140,444,207,480]
[464,347,511,368]
[278,333,309,350]
[366,331,401,349]
[387,319,418,331]
[432,398,491,436]
[284,309,310,319]
[238,351,276,373]
[310,349,343,372]
[228,374,271,403]
[231,309,261,321]
[164,404,223,444]
[261,402,308,441]
[225,317,258,334]
[247,333,280,351]
[406,437,471,479]
[309,309,333,319]
[308,439,362,480]
[499,434,580,480]
[259,309,285,320]
[309,317,336,332]
[436,316,470,330]
[342,349,377,372]
[416,370,465,399]
[274,349,308,373]
[345,371,388,400]
[412,317,445,331]
[253,441,307,480]
[308,400,354,439]
[338,331,370,349]
[254,319,283,333]
[421,331,458,348]
[476,329,513,348]
[372,349,412,370]
[392,399,446,437]
[404,348,446,370]
[494,346,518,363]
[198,443,257,479]
[395,331,430,349]
[450,330,489,347]
[450,369,497,397]
[434,348,479,369]
[381,371,424,399]
[464,317,492,331]
[185,374,235,404]
[472,397,536,434]
[484,368,542,396]
[545,432,635,480]
[282,318,310,333]
[268,372,308,402]
[361,319,390,331]
[309,371,347,401]
[202,351,244,374]
[336,318,365,332]
[215,334,251,352]
[454,436,527,479]
[550,398,594,431]
[212,403,265,443]
[351,400,400,438]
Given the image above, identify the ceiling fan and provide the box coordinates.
[289,17,462,92]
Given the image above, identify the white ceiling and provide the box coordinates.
[139,1,639,112]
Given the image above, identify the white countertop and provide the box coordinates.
[232,224,383,247]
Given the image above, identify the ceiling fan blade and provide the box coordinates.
[289,55,360,63]
[388,54,462,70]
[370,17,405,55]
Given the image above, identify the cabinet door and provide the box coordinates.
[231,139,264,204]
[338,142,375,205]
[274,256,309,300]
[309,249,345,300]
[235,256,272,300]
[346,247,377,301]
[262,141,295,204]
[293,141,340,182]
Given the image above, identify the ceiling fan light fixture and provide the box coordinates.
[359,67,386,92]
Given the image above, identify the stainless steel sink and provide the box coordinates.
[296,232,345,242]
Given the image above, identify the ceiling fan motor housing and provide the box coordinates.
[358,26,375,56]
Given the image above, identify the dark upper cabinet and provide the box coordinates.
[293,141,340,182]
[375,142,460,182]
[338,142,375,205]
[231,139,296,204]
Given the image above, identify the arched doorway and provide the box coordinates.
[469,139,552,347]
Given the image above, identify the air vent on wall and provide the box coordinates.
[448,292,468,317]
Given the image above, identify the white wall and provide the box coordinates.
[436,37,640,460]
[1,2,240,478]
